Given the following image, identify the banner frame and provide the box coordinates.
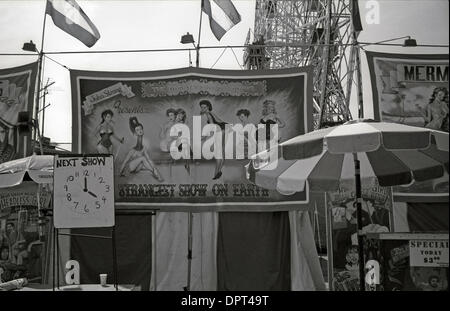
[69,66,314,212]
[365,51,449,122]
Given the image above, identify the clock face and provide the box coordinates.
[53,155,115,228]
[63,168,112,215]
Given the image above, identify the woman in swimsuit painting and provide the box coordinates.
[173,108,192,173]
[416,87,449,132]
[119,117,164,182]
[236,109,252,158]
[199,100,230,180]
[259,100,285,141]
[159,108,177,152]
[94,109,124,154]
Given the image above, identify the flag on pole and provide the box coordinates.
[202,0,241,41]
[351,0,363,32]
[45,0,101,47]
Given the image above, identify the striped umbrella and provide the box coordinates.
[248,120,448,194]
[246,119,449,290]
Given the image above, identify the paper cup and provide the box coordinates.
[99,274,107,286]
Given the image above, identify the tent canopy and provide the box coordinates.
[0,155,54,188]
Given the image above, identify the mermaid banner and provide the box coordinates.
[70,67,313,211]
[366,52,449,201]
[0,62,38,164]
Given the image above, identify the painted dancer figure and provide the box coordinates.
[94,109,124,154]
[258,99,285,143]
[199,100,231,180]
[159,108,177,152]
[173,108,193,173]
[119,117,164,182]
[236,109,252,158]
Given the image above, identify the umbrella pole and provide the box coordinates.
[353,153,365,291]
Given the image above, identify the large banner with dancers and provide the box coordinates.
[366,52,449,201]
[70,67,313,211]
[0,62,38,164]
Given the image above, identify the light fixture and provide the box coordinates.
[22,40,37,52]
[180,33,195,45]
[360,35,418,48]
[403,37,417,47]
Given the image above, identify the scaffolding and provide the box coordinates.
[245,0,361,128]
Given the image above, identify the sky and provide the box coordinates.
[0,0,448,150]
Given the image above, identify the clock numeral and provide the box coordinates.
[98,177,105,184]
[73,201,79,209]
[67,176,74,182]
[95,201,101,209]
[64,185,68,192]
[83,170,89,176]
[105,185,110,192]
[66,193,72,201]
[102,196,107,204]
[84,204,89,213]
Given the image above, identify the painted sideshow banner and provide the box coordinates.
[0,182,52,283]
[0,62,38,164]
[367,52,449,199]
[326,182,393,291]
[71,67,313,211]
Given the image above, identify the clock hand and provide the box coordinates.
[83,177,88,192]
[87,191,97,198]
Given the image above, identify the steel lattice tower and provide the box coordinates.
[244,0,362,129]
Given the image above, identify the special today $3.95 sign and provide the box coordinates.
[409,239,449,267]
[53,155,115,228]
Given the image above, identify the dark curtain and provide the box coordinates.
[70,213,152,291]
[407,202,449,232]
[217,212,291,291]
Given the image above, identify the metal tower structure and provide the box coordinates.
[244,0,362,128]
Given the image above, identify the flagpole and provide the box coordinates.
[196,0,204,68]
[40,2,48,53]
[33,2,48,155]
[183,1,204,291]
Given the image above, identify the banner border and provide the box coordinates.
[365,51,449,121]
[0,61,38,159]
[69,66,313,211]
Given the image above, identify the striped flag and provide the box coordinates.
[351,0,363,32]
[202,0,241,41]
[45,0,100,47]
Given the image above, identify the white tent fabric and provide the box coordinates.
[151,211,325,291]
[0,155,54,188]
[289,211,326,290]
[150,212,218,291]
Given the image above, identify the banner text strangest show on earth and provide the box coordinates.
[71,67,313,211]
